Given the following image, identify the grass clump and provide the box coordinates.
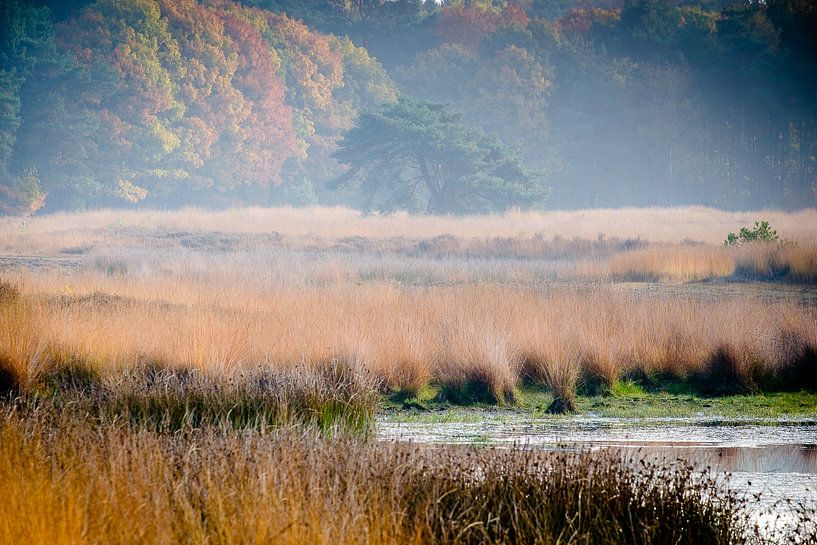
[436,318,519,405]
[436,373,516,405]
[695,344,762,396]
[112,362,378,432]
[0,279,21,305]
[5,358,380,433]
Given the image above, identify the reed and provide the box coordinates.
[3,274,815,412]
[2,409,810,545]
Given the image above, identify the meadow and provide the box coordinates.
[2,206,817,543]
[2,206,817,410]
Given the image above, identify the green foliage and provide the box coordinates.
[725,221,780,245]
[609,378,647,397]
[333,96,546,214]
[397,43,552,167]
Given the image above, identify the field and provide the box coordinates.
[2,206,817,543]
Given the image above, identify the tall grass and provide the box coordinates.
[733,242,817,283]
[3,274,815,412]
[597,245,734,282]
[2,206,817,413]
[1,410,811,545]
[579,242,817,283]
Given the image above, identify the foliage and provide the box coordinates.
[725,221,780,245]
[3,0,817,210]
[333,96,546,214]
[0,0,395,209]
[397,43,552,166]
[0,167,46,217]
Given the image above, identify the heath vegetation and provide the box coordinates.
[2,207,817,544]
[3,0,817,541]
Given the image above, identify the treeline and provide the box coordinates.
[1,0,816,212]
[0,0,395,211]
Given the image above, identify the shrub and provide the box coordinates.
[725,221,779,246]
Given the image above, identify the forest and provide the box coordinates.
[1,0,816,213]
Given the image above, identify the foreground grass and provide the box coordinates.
[2,406,814,545]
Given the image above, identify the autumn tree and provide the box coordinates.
[54,0,301,205]
[332,96,546,214]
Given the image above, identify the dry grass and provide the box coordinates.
[2,271,815,408]
[589,245,735,282]
[733,242,817,283]
[577,241,817,284]
[3,207,817,543]
[2,408,811,545]
[2,206,817,254]
[2,205,817,408]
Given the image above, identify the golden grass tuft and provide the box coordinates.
[604,245,735,282]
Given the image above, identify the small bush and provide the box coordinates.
[725,221,779,246]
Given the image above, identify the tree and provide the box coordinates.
[0,167,46,218]
[332,96,546,214]
[397,43,552,169]
[52,0,300,206]
[218,5,396,203]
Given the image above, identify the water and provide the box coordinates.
[379,415,817,535]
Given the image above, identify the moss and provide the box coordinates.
[609,378,647,397]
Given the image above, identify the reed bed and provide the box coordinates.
[3,207,817,543]
[1,408,812,545]
[3,271,816,411]
[2,206,817,413]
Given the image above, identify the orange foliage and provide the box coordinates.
[55,0,299,196]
